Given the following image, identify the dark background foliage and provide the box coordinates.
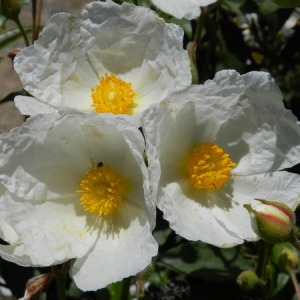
[0,0,299,299]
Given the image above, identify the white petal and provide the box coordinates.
[157,181,243,246]
[0,110,156,271]
[155,70,300,174]
[0,243,32,266]
[0,112,148,201]
[142,70,300,246]
[151,0,217,20]
[0,192,98,266]
[15,96,58,116]
[14,1,191,120]
[72,201,158,291]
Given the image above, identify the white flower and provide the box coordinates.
[141,70,300,247]
[0,110,158,291]
[13,0,191,126]
[151,0,218,20]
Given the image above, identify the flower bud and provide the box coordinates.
[236,270,260,291]
[278,247,299,274]
[244,199,296,244]
[1,0,21,21]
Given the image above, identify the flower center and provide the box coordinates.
[185,142,236,190]
[77,163,128,216]
[91,73,137,115]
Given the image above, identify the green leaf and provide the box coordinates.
[106,278,131,300]
[159,242,256,281]
[224,0,249,16]
[148,269,170,285]
[270,272,290,298]
[271,0,300,8]
[258,0,282,15]
[153,228,173,247]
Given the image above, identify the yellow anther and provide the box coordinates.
[185,142,236,190]
[77,163,129,216]
[91,73,137,115]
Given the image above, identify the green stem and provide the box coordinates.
[193,2,220,45]
[294,228,300,239]
[256,241,272,300]
[191,10,207,84]
[290,271,300,300]
[14,17,30,47]
[193,8,206,47]
[291,230,300,250]
[32,0,37,43]
[35,0,43,41]
[51,262,69,300]
[193,2,220,83]
[256,241,272,281]
[120,277,131,300]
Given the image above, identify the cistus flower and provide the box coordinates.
[245,199,296,244]
[0,110,158,291]
[141,69,300,247]
[151,0,217,20]
[13,0,191,126]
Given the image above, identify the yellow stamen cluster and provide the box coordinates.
[185,142,236,190]
[77,163,128,216]
[91,73,137,115]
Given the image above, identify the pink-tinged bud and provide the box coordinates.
[244,199,296,244]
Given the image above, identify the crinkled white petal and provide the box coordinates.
[142,70,300,246]
[0,111,150,201]
[0,216,18,246]
[151,0,217,20]
[0,110,157,279]
[0,192,98,265]
[14,96,58,116]
[0,243,31,267]
[72,201,158,291]
[157,181,244,246]
[14,1,191,125]
[150,70,300,174]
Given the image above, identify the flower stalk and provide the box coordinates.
[14,17,30,46]
[31,0,43,42]
[1,0,30,46]
[290,272,300,300]
[256,240,272,282]
[51,262,70,300]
